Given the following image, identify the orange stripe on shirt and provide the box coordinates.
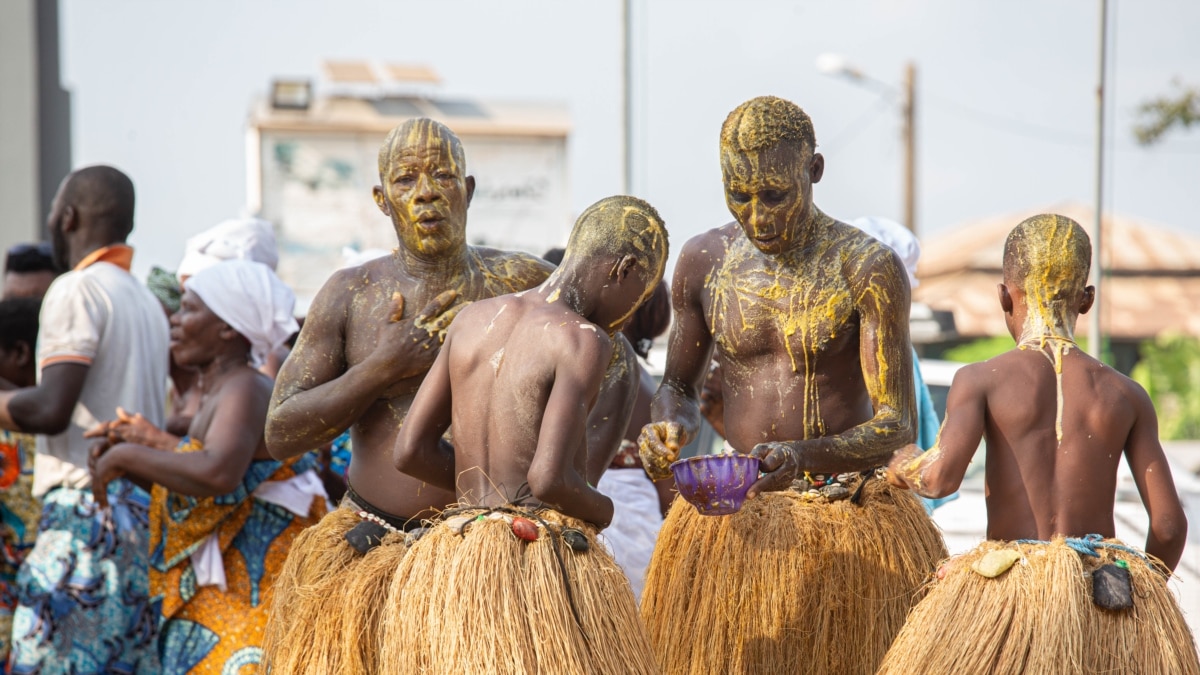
[40,355,94,368]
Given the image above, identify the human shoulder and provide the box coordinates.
[832,221,906,290]
[305,261,383,323]
[221,366,275,404]
[682,223,740,259]
[450,294,510,333]
[538,309,612,365]
[674,224,737,285]
[469,246,555,282]
[1098,361,1154,410]
[952,356,1006,393]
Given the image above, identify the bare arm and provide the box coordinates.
[394,332,457,492]
[266,269,453,459]
[1123,382,1187,571]
[84,407,180,452]
[750,247,916,494]
[584,334,639,484]
[888,364,988,499]
[528,338,615,528]
[91,372,269,505]
[0,363,90,434]
[639,237,716,479]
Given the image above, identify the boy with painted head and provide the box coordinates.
[390,195,667,674]
[637,96,945,674]
[881,214,1198,674]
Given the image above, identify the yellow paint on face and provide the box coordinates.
[720,144,813,256]
[378,119,470,258]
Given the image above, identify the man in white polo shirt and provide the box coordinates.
[0,165,168,674]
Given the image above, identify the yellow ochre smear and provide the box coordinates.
[1009,214,1091,444]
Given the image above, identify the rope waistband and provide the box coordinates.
[1014,534,1151,565]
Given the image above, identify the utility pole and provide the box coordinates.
[902,62,917,235]
[1088,0,1108,361]
[620,0,633,195]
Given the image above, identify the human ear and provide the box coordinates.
[613,255,637,281]
[997,283,1013,313]
[372,186,390,216]
[809,153,825,184]
[61,205,78,233]
[1078,286,1095,315]
[464,175,476,208]
[15,341,32,369]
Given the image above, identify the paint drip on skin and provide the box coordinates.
[704,212,904,441]
[1011,215,1090,444]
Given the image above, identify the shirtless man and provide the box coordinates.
[879,214,1197,674]
[261,118,553,674]
[389,195,667,674]
[637,96,945,675]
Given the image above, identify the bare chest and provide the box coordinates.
[705,257,859,371]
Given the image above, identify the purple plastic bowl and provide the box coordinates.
[671,454,761,516]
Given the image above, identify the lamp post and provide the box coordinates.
[817,54,918,235]
[1088,0,1108,362]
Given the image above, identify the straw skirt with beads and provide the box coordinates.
[261,499,413,674]
[641,474,946,675]
[878,537,1200,675]
[379,506,657,675]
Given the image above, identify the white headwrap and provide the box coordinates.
[177,217,279,279]
[186,260,299,367]
[849,216,921,288]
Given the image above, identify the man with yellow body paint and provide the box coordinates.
[638,96,945,674]
[260,118,556,674]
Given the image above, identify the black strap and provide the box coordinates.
[345,482,423,532]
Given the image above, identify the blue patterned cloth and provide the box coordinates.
[913,348,958,513]
[8,478,160,674]
[327,431,351,481]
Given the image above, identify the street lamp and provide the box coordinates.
[817,54,917,235]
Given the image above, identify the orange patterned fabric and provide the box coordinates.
[149,438,324,674]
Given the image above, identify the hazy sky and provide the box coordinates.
[61,0,1200,280]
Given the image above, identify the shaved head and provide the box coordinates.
[721,96,817,156]
[60,165,136,240]
[563,195,669,284]
[377,118,467,180]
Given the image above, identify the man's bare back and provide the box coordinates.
[437,291,613,515]
[957,348,1157,541]
[397,195,670,529]
[269,247,550,518]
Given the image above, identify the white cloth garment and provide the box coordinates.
[190,469,328,590]
[849,216,921,288]
[596,469,664,601]
[177,217,278,279]
[34,262,169,497]
[185,260,299,368]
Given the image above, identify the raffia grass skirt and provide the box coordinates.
[640,477,946,675]
[380,507,657,674]
[877,538,1200,675]
[261,501,411,674]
